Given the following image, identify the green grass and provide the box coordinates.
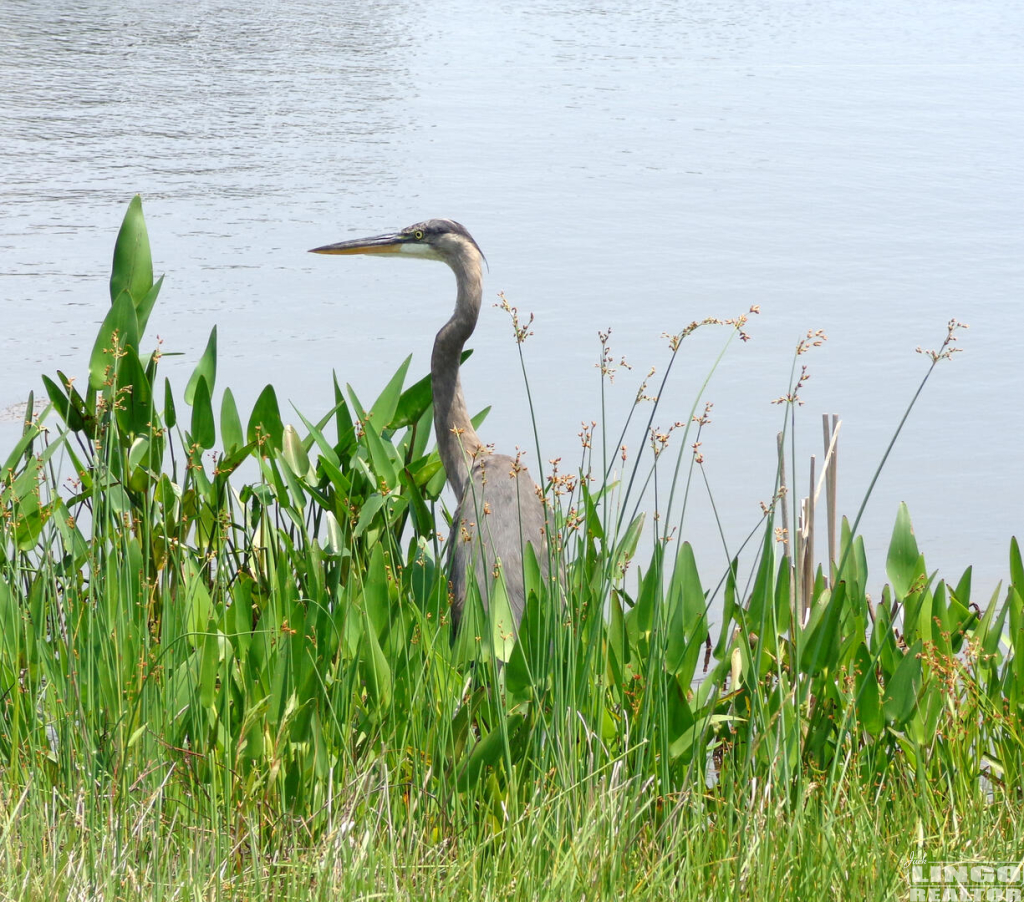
[1,196,1021,901]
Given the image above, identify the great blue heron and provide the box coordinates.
[310,219,549,638]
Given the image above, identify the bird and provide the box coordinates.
[310,219,550,640]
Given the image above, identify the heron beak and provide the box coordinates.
[308,232,409,255]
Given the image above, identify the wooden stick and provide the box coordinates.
[804,455,816,621]
[777,431,789,545]
[796,497,806,626]
[778,431,796,622]
[829,413,839,578]
[822,414,837,579]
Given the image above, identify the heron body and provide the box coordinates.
[310,219,549,635]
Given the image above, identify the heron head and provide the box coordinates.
[310,219,485,271]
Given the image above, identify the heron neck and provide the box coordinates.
[432,258,484,499]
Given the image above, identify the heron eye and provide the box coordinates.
[413,229,425,240]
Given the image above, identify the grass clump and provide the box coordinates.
[0,197,1021,900]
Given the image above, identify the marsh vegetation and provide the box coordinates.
[1,198,1020,900]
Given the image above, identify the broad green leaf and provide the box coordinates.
[504,545,548,700]
[606,590,628,690]
[901,577,933,645]
[6,465,46,551]
[332,372,356,453]
[189,376,216,450]
[665,541,707,682]
[247,384,284,453]
[128,434,154,472]
[773,554,792,636]
[854,643,884,736]
[163,377,177,428]
[488,567,518,663]
[363,544,391,640]
[353,493,385,539]
[185,326,218,405]
[452,582,491,667]
[199,630,221,709]
[348,387,399,487]
[931,581,951,656]
[613,513,645,578]
[745,526,776,629]
[628,543,662,638]
[184,559,214,637]
[886,503,923,600]
[1011,536,1023,597]
[1010,586,1024,697]
[398,466,434,536]
[361,607,392,709]
[51,499,88,565]
[666,681,695,757]
[883,639,923,727]
[906,681,943,746]
[975,582,1007,660]
[109,194,153,305]
[89,290,140,390]
[324,511,344,554]
[952,565,972,608]
[800,581,844,676]
[220,387,244,453]
[115,347,153,436]
[58,371,93,434]
[580,480,605,542]
[41,375,83,431]
[369,354,410,429]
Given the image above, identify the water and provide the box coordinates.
[1,0,1022,602]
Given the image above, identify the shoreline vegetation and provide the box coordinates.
[1,197,1020,901]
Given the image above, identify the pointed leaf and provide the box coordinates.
[665,542,706,681]
[883,639,923,727]
[189,376,216,450]
[488,567,518,663]
[247,385,284,453]
[220,387,244,453]
[361,608,392,709]
[115,347,153,436]
[42,374,84,431]
[1011,536,1023,596]
[369,354,410,429]
[800,581,844,675]
[613,513,645,576]
[163,377,177,429]
[854,643,884,736]
[886,502,923,600]
[109,194,153,305]
[185,326,218,405]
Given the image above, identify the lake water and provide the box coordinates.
[1,0,1022,604]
